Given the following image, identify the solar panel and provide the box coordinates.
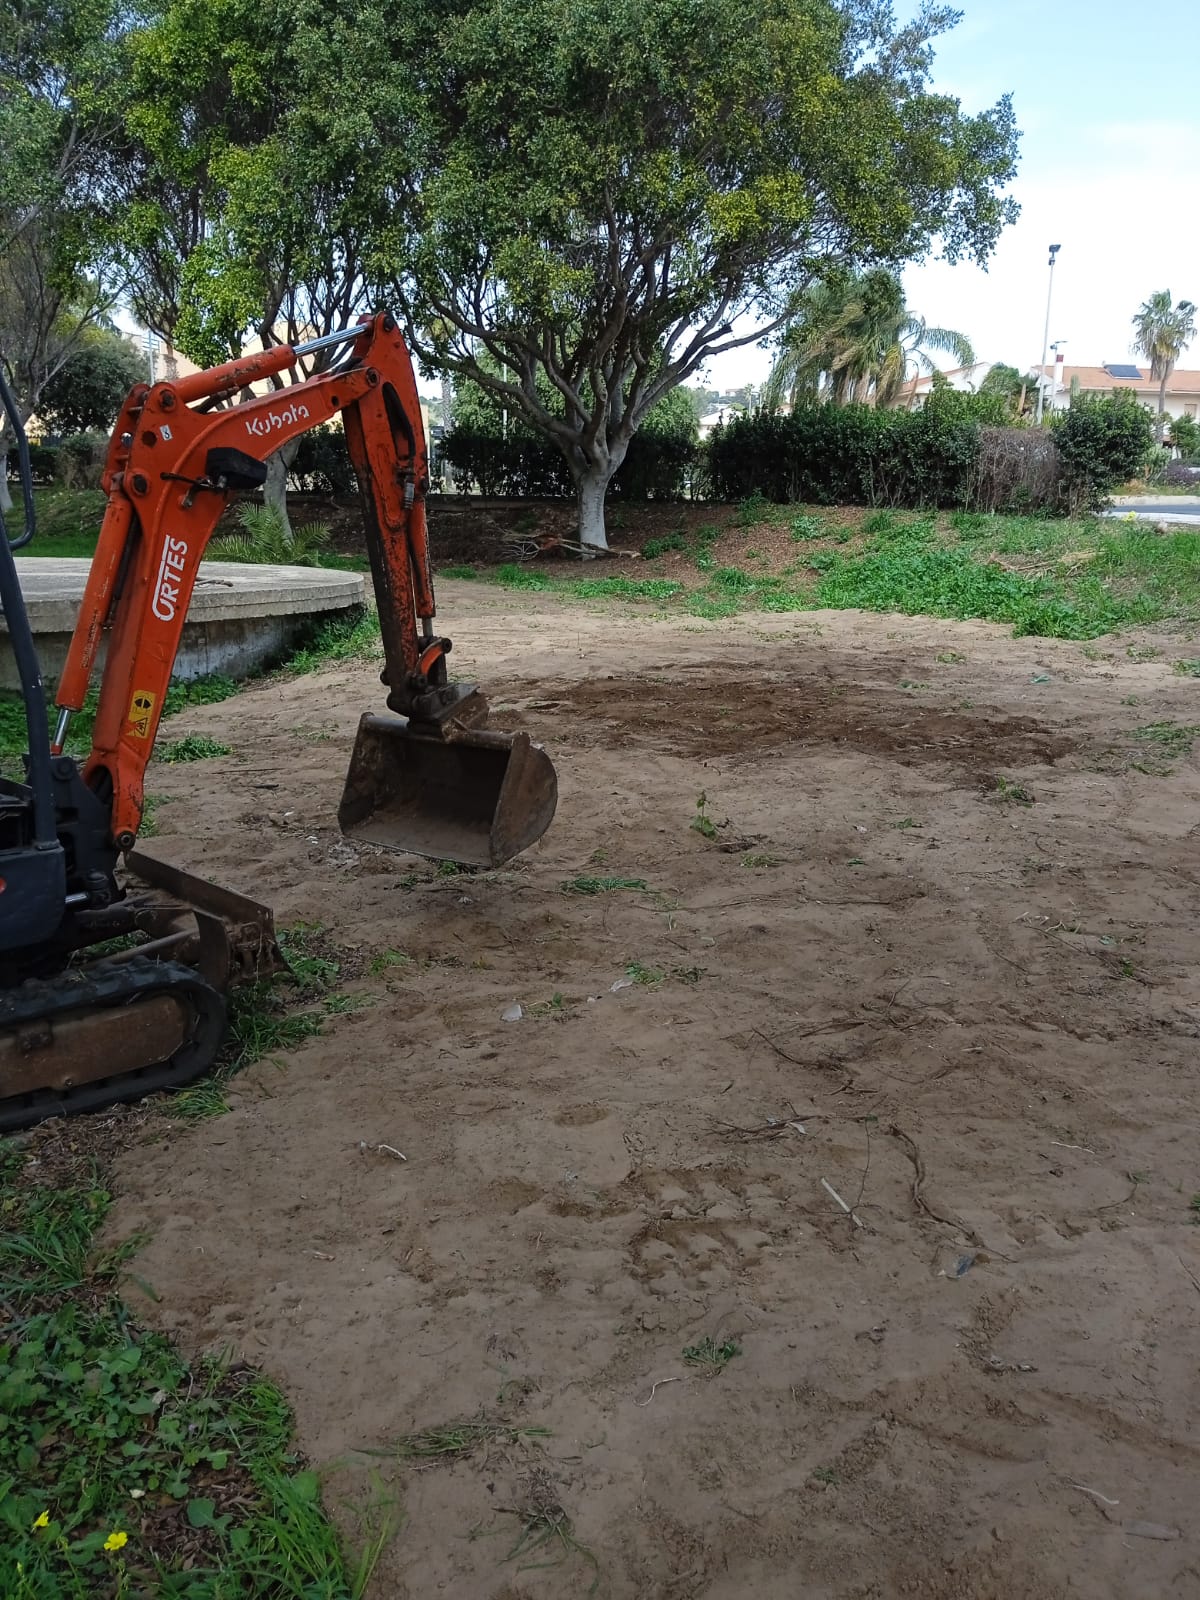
[1103,363,1143,379]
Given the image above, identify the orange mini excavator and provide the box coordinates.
[0,312,557,1130]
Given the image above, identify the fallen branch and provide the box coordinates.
[753,1022,868,1066]
[634,1376,683,1407]
[820,1176,865,1229]
[888,1124,981,1245]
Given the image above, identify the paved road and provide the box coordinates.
[1108,501,1200,519]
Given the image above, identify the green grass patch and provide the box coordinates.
[642,532,687,558]
[790,513,827,541]
[813,547,1151,639]
[1133,721,1200,755]
[278,608,381,676]
[436,564,479,580]
[172,924,341,1120]
[0,1148,393,1597]
[568,575,683,601]
[494,563,553,591]
[682,1336,741,1372]
[17,488,108,559]
[560,875,648,895]
[0,676,240,774]
[156,734,232,763]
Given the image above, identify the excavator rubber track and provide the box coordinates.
[0,956,226,1133]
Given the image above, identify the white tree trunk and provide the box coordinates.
[576,465,614,553]
[0,455,12,515]
[263,439,300,544]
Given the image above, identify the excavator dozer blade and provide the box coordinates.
[125,849,287,989]
[337,713,558,868]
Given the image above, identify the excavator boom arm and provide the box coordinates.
[55,313,445,847]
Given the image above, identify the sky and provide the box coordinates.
[704,0,1200,394]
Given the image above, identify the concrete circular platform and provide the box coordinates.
[1,559,365,688]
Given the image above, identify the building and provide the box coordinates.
[892,362,997,409]
[1041,363,1200,421]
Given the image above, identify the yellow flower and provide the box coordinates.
[103,1531,128,1553]
[32,1511,50,1530]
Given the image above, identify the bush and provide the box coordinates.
[288,427,356,496]
[51,432,108,490]
[706,404,982,508]
[440,428,698,499]
[1052,391,1154,511]
[1169,413,1200,462]
[1157,461,1200,488]
[25,443,59,482]
[972,427,1066,514]
[213,502,332,566]
[708,390,1155,517]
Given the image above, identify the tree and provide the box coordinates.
[1169,411,1200,462]
[979,361,1037,417]
[1131,290,1197,444]
[37,325,145,435]
[344,0,1017,549]
[0,0,131,506]
[112,0,377,538]
[764,268,975,408]
[0,0,127,254]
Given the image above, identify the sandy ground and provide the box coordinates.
[106,589,1200,1599]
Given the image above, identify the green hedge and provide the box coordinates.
[440,429,700,499]
[707,391,1153,515]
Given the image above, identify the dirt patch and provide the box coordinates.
[100,598,1200,1599]
[535,669,1075,769]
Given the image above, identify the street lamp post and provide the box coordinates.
[1035,244,1061,425]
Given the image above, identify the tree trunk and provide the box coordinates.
[263,439,301,544]
[440,374,454,489]
[574,453,625,554]
[1158,372,1168,446]
[0,455,12,516]
[576,469,610,552]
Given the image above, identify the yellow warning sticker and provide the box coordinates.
[127,689,156,739]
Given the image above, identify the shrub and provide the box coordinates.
[1168,413,1200,462]
[51,432,108,490]
[441,428,698,499]
[1157,461,1200,488]
[707,391,1154,518]
[1052,391,1155,511]
[214,502,332,566]
[706,405,982,509]
[288,427,356,496]
[971,426,1067,514]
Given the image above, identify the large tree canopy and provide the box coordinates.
[348,0,1018,547]
[37,323,145,434]
[0,0,132,505]
[112,0,378,532]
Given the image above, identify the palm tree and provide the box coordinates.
[1131,290,1197,444]
[764,270,975,410]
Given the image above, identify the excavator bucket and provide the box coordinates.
[337,713,558,868]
